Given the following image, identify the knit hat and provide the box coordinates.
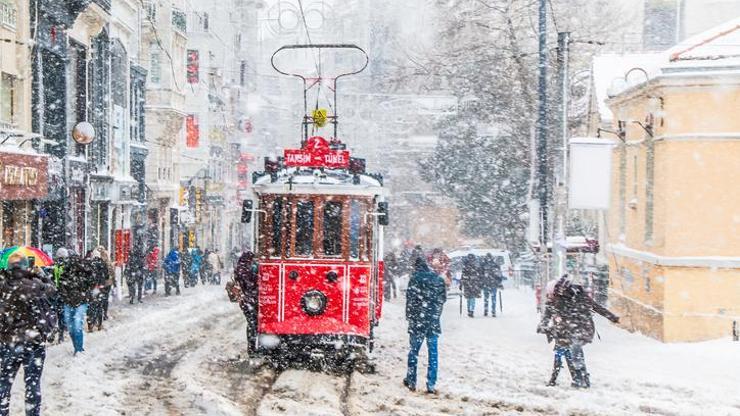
[55,247,69,259]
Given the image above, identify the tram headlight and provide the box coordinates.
[301,290,327,316]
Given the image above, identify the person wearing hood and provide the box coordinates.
[163,247,182,296]
[537,275,620,388]
[403,256,446,394]
[189,247,204,287]
[0,253,58,416]
[233,251,259,354]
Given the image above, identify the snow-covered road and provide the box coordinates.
[8,284,739,415]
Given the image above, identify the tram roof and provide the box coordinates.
[252,168,386,197]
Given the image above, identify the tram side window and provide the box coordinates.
[323,201,343,256]
[349,200,362,260]
[270,198,283,257]
[294,200,314,256]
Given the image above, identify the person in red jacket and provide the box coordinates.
[145,246,160,294]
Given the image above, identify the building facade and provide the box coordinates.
[605,20,740,342]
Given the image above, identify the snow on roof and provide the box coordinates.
[593,18,740,120]
[667,16,740,63]
[592,53,665,121]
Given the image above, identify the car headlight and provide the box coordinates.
[301,290,327,316]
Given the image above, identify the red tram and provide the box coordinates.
[243,45,388,364]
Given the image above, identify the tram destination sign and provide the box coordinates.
[284,136,350,169]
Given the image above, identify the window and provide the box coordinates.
[187,50,199,84]
[349,200,362,260]
[294,201,314,256]
[323,201,343,256]
[240,61,248,86]
[172,8,187,32]
[618,144,626,235]
[149,44,161,84]
[645,138,655,242]
[270,198,284,257]
[632,155,638,198]
[145,1,157,21]
[0,1,17,29]
[201,12,209,31]
[0,73,17,125]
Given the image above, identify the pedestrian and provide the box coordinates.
[181,249,192,288]
[125,246,145,304]
[383,252,399,301]
[403,257,446,394]
[190,247,203,287]
[233,251,259,354]
[51,248,70,343]
[96,246,115,321]
[86,249,109,332]
[163,247,182,296]
[0,253,58,416]
[57,251,95,355]
[428,248,452,287]
[144,245,160,294]
[203,249,213,284]
[230,247,240,269]
[460,254,483,317]
[207,249,223,285]
[537,276,620,388]
[481,254,503,317]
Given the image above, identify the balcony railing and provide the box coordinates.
[94,0,111,11]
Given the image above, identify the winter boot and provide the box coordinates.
[571,370,590,388]
[402,378,416,392]
[547,366,561,386]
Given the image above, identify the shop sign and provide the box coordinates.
[0,151,48,200]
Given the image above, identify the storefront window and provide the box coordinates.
[323,201,342,256]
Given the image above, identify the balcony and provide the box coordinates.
[66,0,111,15]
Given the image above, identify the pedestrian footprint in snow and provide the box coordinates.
[537,275,619,388]
[403,256,446,394]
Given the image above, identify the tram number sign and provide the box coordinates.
[284,147,350,169]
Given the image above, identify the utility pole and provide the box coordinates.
[554,32,570,279]
[536,0,549,290]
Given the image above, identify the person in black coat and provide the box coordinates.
[461,254,483,317]
[403,257,446,394]
[233,251,259,354]
[537,276,619,388]
[58,253,96,355]
[481,254,503,317]
[125,247,145,304]
[0,253,57,416]
[86,250,110,331]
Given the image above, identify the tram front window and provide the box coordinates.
[295,200,314,256]
[323,201,343,256]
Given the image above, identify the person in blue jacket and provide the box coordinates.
[163,248,181,296]
[189,247,203,287]
[403,256,447,394]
